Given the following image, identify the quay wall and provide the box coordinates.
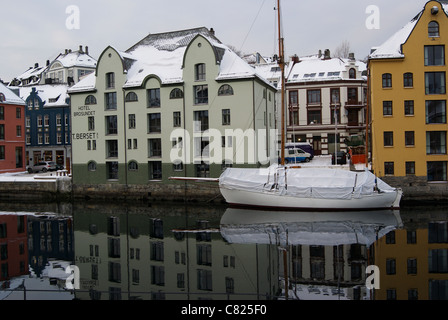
[0,176,446,205]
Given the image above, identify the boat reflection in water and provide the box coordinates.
[220,208,403,300]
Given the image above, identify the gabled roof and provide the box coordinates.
[369,1,448,60]
[19,85,69,108]
[52,49,97,69]
[0,81,25,105]
[69,27,275,93]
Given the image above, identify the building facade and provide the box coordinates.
[12,46,97,169]
[285,52,367,156]
[68,28,277,186]
[0,82,26,173]
[369,1,448,194]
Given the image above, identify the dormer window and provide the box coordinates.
[429,21,439,37]
[349,68,356,79]
[0,93,4,102]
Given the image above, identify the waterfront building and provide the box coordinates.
[368,0,448,197]
[68,27,277,187]
[285,51,367,156]
[0,82,26,173]
[12,46,97,169]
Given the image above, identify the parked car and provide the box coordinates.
[332,151,347,165]
[282,148,312,164]
[27,161,57,173]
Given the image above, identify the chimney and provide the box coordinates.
[324,49,331,60]
[209,28,215,36]
[79,45,83,53]
[34,63,39,68]
[85,46,89,55]
[348,52,355,61]
[46,60,50,66]
[65,49,68,54]
[318,50,322,58]
[291,55,299,64]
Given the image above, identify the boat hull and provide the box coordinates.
[219,187,402,211]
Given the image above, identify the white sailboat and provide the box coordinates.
[217,0,402,210]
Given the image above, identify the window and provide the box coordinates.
[128,161,138,171]
[428,161,447,182]
[383,101,393,116]
[149,139,162,158]
[0,146,4,160]
[386,258,396,275]
[384,131,394,147]
[406,161,415,175]
[382,73,392,88]
[195,63,206,81]
[194,85,208,104]
[88,161,97,171]
[218,84,234,96]
[407,259,417,275]
[106,161,118,180]
[125,92,138,102]
[147,89,160,107]
[173,112,181,127]
[106,72,115,89]
[347,88,358,104]
[384,161,395,176]
[426,100,446,124]
[106,116,118,135]
[16,125,21,137]
[194,111,209,132]
[425,72,446,94]
[0,93,4,102]
[105,92,117,110]
[88,116,95,131]
[307,90,321,104]
[0,106,3,120]
[307,109,321,124]
[56,114,62,126]
[404,73,413,87]
[0,124,4,140]
[429,21,439,37]
[425,45,445,66]
[85,95,97,105]
[330,88,340,104]
[405,100,414,116]
[222,109,230,125]
[106,140,118,158]
[16,108,21,119]
[349,68,356,79]
[129,114,136,129]
[289,90,299,106]
[170,88,183,99]
[429,249,448,273]
[426,131,446,154]
[148,113,161,133]
[149,161,162,180]
[405,131,415,147]
[44,115,49,127]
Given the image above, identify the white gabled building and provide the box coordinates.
[68,27,277,187]
[285,50,367,156]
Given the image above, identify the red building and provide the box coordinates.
[0,82,26,173]
[0,215,29,281]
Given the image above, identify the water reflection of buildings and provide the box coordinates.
[73,205,279,300]
[0,215,28,282]
[220,208,403,300]
[373,207,448,300]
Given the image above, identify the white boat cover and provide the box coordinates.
[219,165,396,200]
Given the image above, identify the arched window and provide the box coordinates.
[88,161,97,171]
[349,68,356,79]
[382,73,392,88]
[218,84,234,96]
[128,161,138,171]
[85,95,97,105]
[125,92,138,102]
[0,93,5,102]
[403,73,413,87]
[429,21,439,37]
[170,88,184,99]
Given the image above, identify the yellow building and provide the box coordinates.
[369,1,448,198]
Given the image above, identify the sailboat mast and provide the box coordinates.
[278,0,286,166]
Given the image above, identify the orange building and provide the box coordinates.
[0,82,26,173]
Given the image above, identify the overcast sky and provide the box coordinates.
[0,0,431,82]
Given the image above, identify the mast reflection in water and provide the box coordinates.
[0,202,447,300]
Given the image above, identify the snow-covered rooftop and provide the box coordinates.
[369,2,448,60]
[19,84,70,108]
[70,27,274,93]
[0,81,25,105]
[287,55,366,83]
[53,49,97,69]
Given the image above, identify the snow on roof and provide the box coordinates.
[0,81,25,105]
[19,84,69,107]
[368,1,448,60]
[287,55,366,83]
[70,27,274,93]
[53,50,97,69]
[14,65,46,84]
